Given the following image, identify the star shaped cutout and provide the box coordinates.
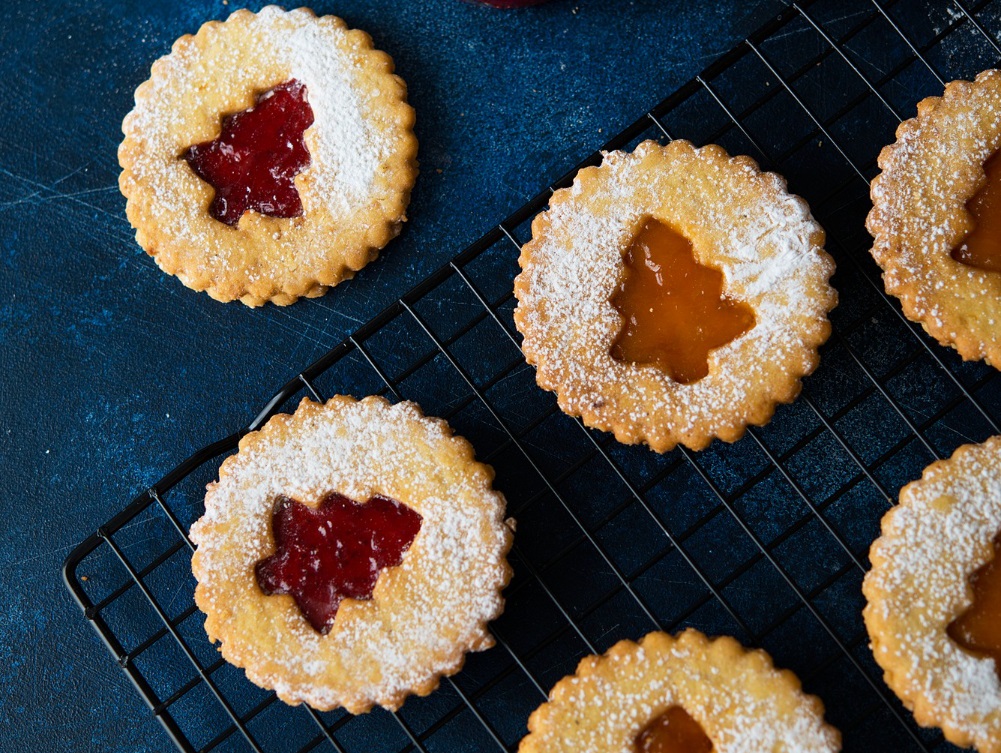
[255,492,422,635]
[183,79,314,226]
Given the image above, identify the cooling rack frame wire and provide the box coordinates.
[63,1,1001,751]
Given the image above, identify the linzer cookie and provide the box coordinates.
[513,140,836,452]
[868,69,1001,366]
[189,396,513,713]
[519,630,841,753]
[864,436,1001,752]
[119,6,418,306]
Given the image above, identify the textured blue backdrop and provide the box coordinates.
[0,1,782,750]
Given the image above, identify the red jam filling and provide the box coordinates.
[952,150,1001,273]
[947,533,1001,679]
[255,492,422,634]
[635,706,714,753]
[610,218,756,384]
[183,79,314,226]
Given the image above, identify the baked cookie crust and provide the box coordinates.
[867,69,1001,365]
[513,140,836,452]
[519,629,841,753]
[190,396,512,713]
[119,6,418,306]
[863,436,1001,752]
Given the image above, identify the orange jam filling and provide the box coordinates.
[635,706,713,753]
[610,218,755,384]
[948,533,1001,678]
[952,150,1001,273]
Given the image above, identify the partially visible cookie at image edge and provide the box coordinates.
[868,69,1001,366]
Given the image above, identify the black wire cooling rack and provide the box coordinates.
[64,1,1001,751]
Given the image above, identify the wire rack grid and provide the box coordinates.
[63,1,1001,751]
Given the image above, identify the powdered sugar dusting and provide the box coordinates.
[131,7,384,227]
[189,396,512,712]
[524,631,840,753]
[864,437,1001,747]
[122,7,410,293]
[867,70,1001,362]
[278,8,384,215]
[514,141,835,450]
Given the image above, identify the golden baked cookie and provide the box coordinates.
[867,69,1001,366]
[189,396,513,713]
[119,6,418,306]
[863,436,1001,752]
[519,629,841,753]
[513,140,836,453]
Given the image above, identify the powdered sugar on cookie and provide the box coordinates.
[119,7,418,305]
[864,436,1001,751]
[514,140,836,452]
[279,9,387,215]
[190,396,512,713]
[520,630,841,753]
[867,69,1001,366]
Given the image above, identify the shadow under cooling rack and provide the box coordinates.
[64,1,1001,751]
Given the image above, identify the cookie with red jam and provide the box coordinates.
[119,7,418,306]
[190,396,513,713]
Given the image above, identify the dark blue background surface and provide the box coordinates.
[0,1,784,750]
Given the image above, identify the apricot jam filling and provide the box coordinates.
[947,533,1001,678]
[183,79,314,226]
[610,218,755,384]
[635,706,713,753]
[952,150,1001,273]
[255,492,422,635]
